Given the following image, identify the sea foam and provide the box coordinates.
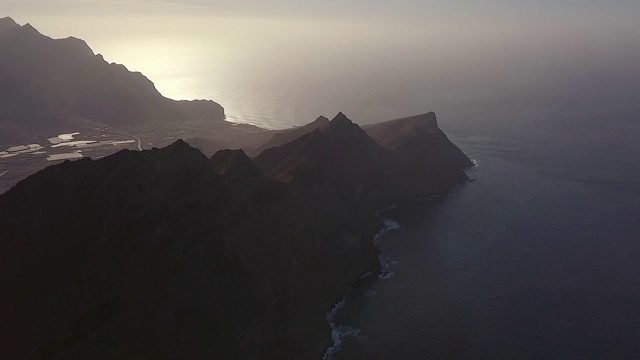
[322,209,400,359]
[322,294,366,360]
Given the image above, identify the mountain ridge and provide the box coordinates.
[0,18,225,133]
[0,16,474,359]
[0,111,472,358]
[0,138,383,359]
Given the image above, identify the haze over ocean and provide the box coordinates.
[9,1,639,129]
[5,1,640,358]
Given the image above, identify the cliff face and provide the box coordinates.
[0,18,225,131]
[363,112,473,169]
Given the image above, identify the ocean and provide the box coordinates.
[27,15,640,358]
[333,107,640,359]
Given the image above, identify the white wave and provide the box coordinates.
[378,253,400,279]
[322,209,401,359]
[373,218,400,243]
[323,294,366,360]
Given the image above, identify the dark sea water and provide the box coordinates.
[332,107,640,359]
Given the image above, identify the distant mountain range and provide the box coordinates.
[0,16,473,359]
[0,17,224,136]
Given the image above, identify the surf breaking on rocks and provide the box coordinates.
[322,207,401,360]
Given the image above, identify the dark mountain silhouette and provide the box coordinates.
[211,148,259,177]
[247,115,330,157]
[0,17,224,134]
[363,112,473,168]
[0,140,380,359]
[0,16,18,32]
[254,112,470,206]
[0,110,471,358]
[254,113,381,182]
[0,15,474,359]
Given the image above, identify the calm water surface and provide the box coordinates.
[335,108,640,359]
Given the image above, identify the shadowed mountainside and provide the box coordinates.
[0,111,472,359]
[363,112,473,168]
[246,116,330,157]
[254,113,470,206]
[0,17,225,135]
[0,140,380,359]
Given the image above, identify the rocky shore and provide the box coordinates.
[0,112,471,359]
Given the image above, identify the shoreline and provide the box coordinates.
[319,185,470,359]
[322,205,402,360]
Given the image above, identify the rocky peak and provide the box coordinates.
[249,115,332,157]
[22,23,39,33]
[312,115,330,125]
[328,112,351,126]
[0,17,18,32]
[323,112,380,149]
[210,149,261,180]
[161,139,204,158]
[117,139,212,174]
[0,20,225,129]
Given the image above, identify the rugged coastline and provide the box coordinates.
[0,16,473,359]
[0,112,472,359]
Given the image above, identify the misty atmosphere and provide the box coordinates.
[1,1,639,359]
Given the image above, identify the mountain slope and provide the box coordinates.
[254,112,469,206]
[363,112,473,168]
[0,140,380,359]
[0,107,472,358]
[247,115,330,157]
[0,18,225,132]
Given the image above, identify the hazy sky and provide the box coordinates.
[4,0,639,127]
[5,0,640,20]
